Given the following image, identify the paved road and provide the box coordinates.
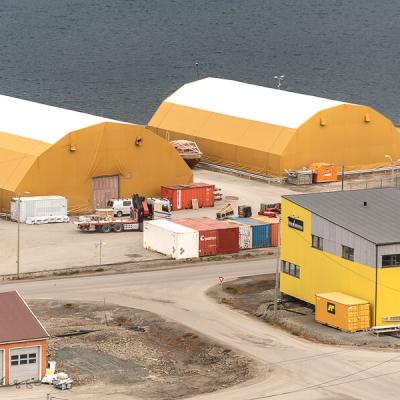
[1,259,400,400]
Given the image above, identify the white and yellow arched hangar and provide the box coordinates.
[0,96,192,213]
[148,77,400,176]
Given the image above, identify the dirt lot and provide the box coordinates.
[207,274,400,349]
[29,299,256,399]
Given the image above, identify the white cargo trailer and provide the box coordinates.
[143,219,199,259]
[11,196,68,223]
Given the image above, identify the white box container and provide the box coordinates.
[143,219,199,259]
[11,196,68,223]
[226,220,252,249]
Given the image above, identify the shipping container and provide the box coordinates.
[225,220,252,249]
[308,163,338,183]
[10,196,67,223]
[251,215,280,247]
[143,220,199,259]
[175,217,239,255]
[174,218,218,256]
[161,183,214,211]
[315,292,370,332]
[229,217,270,248]
[199,218,240,254]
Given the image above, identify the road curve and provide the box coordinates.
[1,259,400,400]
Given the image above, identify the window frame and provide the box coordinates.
[288,216,304,231]
[342,245,354,262]
[281,260,301,279]
[312,234,323,250]
[382,254,400,268]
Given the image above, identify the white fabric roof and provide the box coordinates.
[0,94,122,144]
[165,77,347,129]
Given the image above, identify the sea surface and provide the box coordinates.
[0,0,399,124]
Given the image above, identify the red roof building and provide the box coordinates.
[0,291,49,385]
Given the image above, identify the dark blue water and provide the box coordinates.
[1,0,399,124]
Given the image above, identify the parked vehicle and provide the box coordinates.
[106,198,133,217]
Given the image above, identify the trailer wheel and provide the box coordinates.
[116,211,123,217]
[113,224,123,233]
[101,224,112,233]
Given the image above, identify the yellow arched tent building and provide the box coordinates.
[0,95,192,213]
[148,77,400,176]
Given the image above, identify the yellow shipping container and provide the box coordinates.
[315,292,370,332]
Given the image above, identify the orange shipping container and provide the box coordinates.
[315,292,370,332]
[308,162,337,183]
[161,183,214,211]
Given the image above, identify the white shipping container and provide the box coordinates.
[143,219,199,259]
[11,196,67,223]
[226,220,252,249]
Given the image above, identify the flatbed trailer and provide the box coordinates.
[75,216,142,233]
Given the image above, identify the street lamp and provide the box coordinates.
[95,240,106,268]
[195,62,200,80]
[274,75,285,89]
[16,191,30,279]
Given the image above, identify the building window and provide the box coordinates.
[382,254,400,268]
[281,260,301,278]
[342,245,354,261]
[10,353,36,366]
[312,235,323,250]
[288,216,304,231]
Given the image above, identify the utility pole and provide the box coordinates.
[341,165,344,191]
[96,240,105,268]
[273,217,281,314]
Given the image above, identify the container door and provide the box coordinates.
[199,229,218,256]
[92,176,119,210]
[176,190,182,210]
[10,346,40,384]
[0,349,3,385]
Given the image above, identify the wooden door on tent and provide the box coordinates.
[92,175,119,210]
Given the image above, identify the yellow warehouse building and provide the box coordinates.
[148,77,400,176]
[281,188,400,327]
[0,95,192,213]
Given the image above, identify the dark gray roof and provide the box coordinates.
[283,188,400,245]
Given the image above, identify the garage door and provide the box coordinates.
[10,347,40,384]
[0,350,3,385]
[92,175,119,210]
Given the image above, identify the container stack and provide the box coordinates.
[228,217,271,249]
[174,217,239,256]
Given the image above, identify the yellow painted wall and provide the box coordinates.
[0,123,192,213]
[280,198,377,322]
[281,197,400,326]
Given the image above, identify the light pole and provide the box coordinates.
[273,216,281,315]
[95,240,106,268]
[195,62,199,80]
[16,191,30,279]
[274,75,285,89]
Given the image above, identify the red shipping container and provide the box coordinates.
[269,222,280,247]
[161,183,214,211]
[197,217,240,254]
[174,218,218,256]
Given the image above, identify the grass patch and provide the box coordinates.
[224,286,238,295]
[53,269,80,276]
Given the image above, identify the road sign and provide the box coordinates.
[219,276,224,284]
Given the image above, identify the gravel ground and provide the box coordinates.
[29,299,255,399]
[207,274,400,349]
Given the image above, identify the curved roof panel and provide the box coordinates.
[165,77,346,129]
[0,94,119,144]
